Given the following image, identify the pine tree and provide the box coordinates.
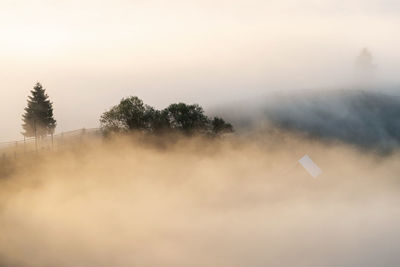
[22,82,56,139]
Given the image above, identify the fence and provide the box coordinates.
[0,128,101,159]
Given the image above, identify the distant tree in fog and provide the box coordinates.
[211,117,233,135]
[354,48,376,87]
[100,96,233,136]
[356,48,373,69]
[22,82,56,139]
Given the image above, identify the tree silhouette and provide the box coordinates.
[100,96,162,132]
[163,103,209,135]
[100,96,234,136]
[211,117,233,135]
[354,47,375,87]
[22,82,56,139]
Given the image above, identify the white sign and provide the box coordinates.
[298,155,322,178]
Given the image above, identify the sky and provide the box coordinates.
[1,0,400,141]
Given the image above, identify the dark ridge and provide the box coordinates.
[213,89,400,152]
[263,89,400,152]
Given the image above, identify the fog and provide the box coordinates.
[1,0,400,141]
[217,89,400,152]
[1,1,400,265]
[1,133,400,267]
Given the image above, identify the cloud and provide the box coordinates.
[1,133,400,266]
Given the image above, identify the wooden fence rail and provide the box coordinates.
[0,128,101,159]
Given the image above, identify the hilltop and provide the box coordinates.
[218,89,400,152]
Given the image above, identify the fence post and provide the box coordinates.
[15,141,17,159]
[35,136,38,154]
[81,128,86,142]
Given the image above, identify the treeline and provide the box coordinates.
[100,96,233,136]
[20,83,233,142]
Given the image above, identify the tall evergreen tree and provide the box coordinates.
[22,82,56,138]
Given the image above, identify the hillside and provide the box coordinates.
[219,89,400,152]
